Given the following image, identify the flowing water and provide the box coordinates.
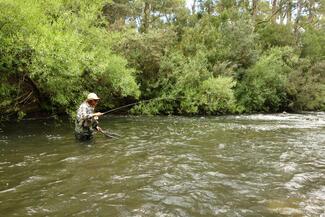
[0,113,325,217]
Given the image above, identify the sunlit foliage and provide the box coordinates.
[1,0,324,120]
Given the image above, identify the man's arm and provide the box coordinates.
[78,105,103,122]
[78,105,92,122]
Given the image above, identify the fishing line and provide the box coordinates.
[101,96,181,115]
[103,100,149,115]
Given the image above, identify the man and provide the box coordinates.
[75,93,104,141]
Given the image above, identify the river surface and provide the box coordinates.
[0,113,324,217]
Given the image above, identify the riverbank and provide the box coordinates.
[2,109,325,123]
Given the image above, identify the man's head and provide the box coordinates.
[86,93,100,107]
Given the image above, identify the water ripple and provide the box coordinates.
[0,113,324,216]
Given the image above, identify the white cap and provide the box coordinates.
[87,93,100,100]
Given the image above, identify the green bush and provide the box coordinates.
[0,0,139,118]
[197,76,237,113]
[1,0,324,119]
[256,23,296,49]
[180,15,259,69]
[301,27,325,61]
[114,29,176,99]
[0,1,39,118]
[286,60,325,111]
[133,51,238,115]
[236,47,297,112]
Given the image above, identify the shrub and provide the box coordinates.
[133,51,238,115]
[286,60,325,111]
[301,27,325,61]
[236,47,297,112]
[0,0,139,118]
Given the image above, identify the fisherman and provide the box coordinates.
[75,93,104,141]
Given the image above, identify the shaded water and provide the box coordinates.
[0,113,324,216]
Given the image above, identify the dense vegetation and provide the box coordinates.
[0,0,324,120]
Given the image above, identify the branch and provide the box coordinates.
[18,91,33,105]
[256,0,290,25]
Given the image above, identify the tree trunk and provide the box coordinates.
[294,0,303,35]
[142,2,150,33]
[272,0,277,23]
[287,0,292,24]
[295,0,302,25]
[308,0,315,23]
[192,0,196,15]
[279,6,284,24]
[252,0,258,18]
[206,0,213,15]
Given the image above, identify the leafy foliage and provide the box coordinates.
[236,47,296,112]
[1,0,324,120]
[133,51,237,115]
[286,60,325,111]
[256,23,296,49]
[301,27,325,61]
[114,29,176,99]
[0,0,139,119]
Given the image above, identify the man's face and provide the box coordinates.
[89,99,99,107]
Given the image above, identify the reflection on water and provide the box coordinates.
[0,113,324,216]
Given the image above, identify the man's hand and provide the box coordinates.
[93,112,104,117]
[96,126,102,132]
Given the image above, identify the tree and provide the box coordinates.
[271,0,277,22]
[0,0,140,119]
[252,0,259,18]
[236,47,297,112]
[286,60,325,111]
[287,0,292,23]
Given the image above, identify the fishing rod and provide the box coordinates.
[98,96,181,139]
[102,102,139,115]
[101,95,185,115]
[101,98,157,115]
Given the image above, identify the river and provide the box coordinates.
[0,113,324,216]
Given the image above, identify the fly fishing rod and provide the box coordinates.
[102,96,186,115]
[98,100,149,140]
[101,95,186,115]
[102,102,139,115]
[98,96,182,139]
[101,98,158,115]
